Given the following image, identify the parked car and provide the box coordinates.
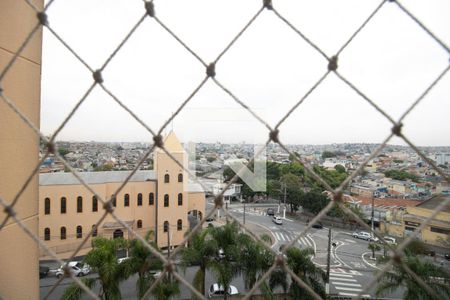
[444,253,450,261]
[56,261,91,278]
[208,283,239,298]
[272,216,283,225]
[352,231,378,242]
[205,217,214,223]
[218,248,225,260]
[117,257,130,264]
[39,265,50,279]
[312,222,323,229]
[266,208,275,216]
[382,236,397,245]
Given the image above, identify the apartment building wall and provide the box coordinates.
[0,1,43,298]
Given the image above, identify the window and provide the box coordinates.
[149,193,154,205]
[77,196,83,213]
[112,194,116,207]
[60,197,67,214]
[178,173,183,182]
[92,225,97,237]
[163,221,169,232]
[44,197,50,215]
[164,194,169,207]
[164,174,170,183]
[44,228,50,241]
[430,226,450,235]
[92,196,98,212]
[124,194,130,207]
[60,227,66,240]
[76,226,82,239]
[177,219,182,231]
[137,193,142,206]
[137,220,142,229]
[178,193,183,206]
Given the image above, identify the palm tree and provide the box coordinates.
[286,247,326,300]
[180,229,217,298]
[376,255,450,299]
[61,237,133,300]
[151,277,180,300]
[128,231,164,298]
[209,222,241,300]
[269,269,288,299]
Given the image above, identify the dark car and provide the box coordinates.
[266,208,275,216]
[39,265,50,279]
[312,223,323,229]
[444,253,450,261]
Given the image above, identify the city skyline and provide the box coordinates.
[40,0,450,145]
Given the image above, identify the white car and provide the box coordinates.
[208,283,239,298]
[56,261,91,278]
[383,236,397,245]
[352,231,378,242]
[272,216,283,225]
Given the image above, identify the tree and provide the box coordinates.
[368,242,381,259]
[286,247,326,299]
[384,169,419,182]
[404,239,426,256]
[62,237,133,300]
[322,151,336,159]
[128,231,164,298]
[376,255,450,299]
[58,147,70,157]
[180,229,217,298]
[334,164,346,174]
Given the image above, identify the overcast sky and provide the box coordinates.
[40,0,450,146]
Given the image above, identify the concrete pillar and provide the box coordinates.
[0,0,43,299]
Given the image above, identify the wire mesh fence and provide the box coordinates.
[1,0,449,299]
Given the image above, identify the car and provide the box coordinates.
[423,249,436,257]
[208,283,239,298]
[218,248,225,260]
[352,231,378,242]
[312,222,323,229]
[444,253,450,261]
[56,261,91,278]
[266,208,275,216]
[117,257,129,264]
[382,236,397,245]
[39,265,50,279]
[205,217,214,223]
[272,216,283,225]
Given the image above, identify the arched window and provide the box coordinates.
[163,221,169,233]
[137,193,143,206]
[60,227,66,240]
[164,174,170,183]
[44,197,50,215]
[124,194,130,207]
[177,219,182,231]
[76,226,82,239]
[137,220,142,229]
[92,196,98,212]
[44,228,50,241]
[112,194,116,207]
[60,197,67,214]
[149,193,154,205]
[77,196,83,213]
[178,173,183,183]
[178,193,183,206]
[164,194,169,207]
[92,225,97,237]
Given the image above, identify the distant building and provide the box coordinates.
[38,132,205,258]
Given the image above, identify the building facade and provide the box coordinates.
[39,132,205,258]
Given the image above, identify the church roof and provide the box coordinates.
[159,131,184,153]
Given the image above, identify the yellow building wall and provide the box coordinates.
[188,192,206,219]
[407,207,450,223]
[0,0,43,298]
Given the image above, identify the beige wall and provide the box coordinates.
[39,181,157,256]
[0,0,43,298]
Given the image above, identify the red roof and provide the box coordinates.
[347,196,420,208]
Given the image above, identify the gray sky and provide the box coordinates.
[41,0,450,146]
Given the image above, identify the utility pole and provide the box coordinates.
[243,201,246,224]
[167,224,171,258]
[326,227,332,295]
[371,193,375,232]
[283,183,287,219]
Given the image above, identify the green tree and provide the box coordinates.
[61,237,133,300]
[58,147,70,157]
[286,247,326,299]
[368,242,381,259]
[151,277,180,300]
[384,169,419,182]
[322,151,336,159]
[334,164,346,174]
[404,239,426,256]
[180,229,217,298]
[376,256,450,299]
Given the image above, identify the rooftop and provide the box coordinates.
[417,194,450,213]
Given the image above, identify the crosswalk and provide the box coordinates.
[273,232,314,249]
[329,268,370,298]
[232,208,267,216]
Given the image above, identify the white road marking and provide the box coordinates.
[329,273,353,278]
[304,237,313,247]
[332,282,361,287]
[275,232,285,241]
[335,287,363,292]
[329,277,357,282]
